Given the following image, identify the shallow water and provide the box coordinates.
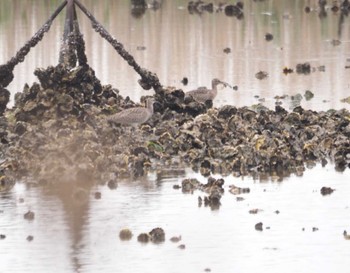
[1,1,350,272]
[0,0,350,110]
[1,165,350,273]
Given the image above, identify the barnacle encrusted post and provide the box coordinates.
[59,0,87,69]
[0,0,68,114]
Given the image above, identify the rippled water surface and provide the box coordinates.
[0,0,350,110]
[1,0,350,272]
[1,165,350,273]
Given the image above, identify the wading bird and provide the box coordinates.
[108,98,155,126]
[185,78,232,103]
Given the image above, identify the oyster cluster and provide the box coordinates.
[0,64,349,189]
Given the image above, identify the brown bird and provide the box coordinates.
[108,98,155,126]
[185,78,232,103]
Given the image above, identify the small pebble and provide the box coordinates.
[170,236,182,243]
[24,210,35,220]
[265,33,273,41]
[94,192,102,199]
[181,77,188,85]
[255,71,268,80]
[26,235,34,242]
[119,229,133,241]
[255,222,263,231]
[320,186,335,196]
[137,233,150,243]
[107,180,118,190]
[223,47,231,54]
[173,184,181,190]
[178,244,186,249]
[0,234,6,239]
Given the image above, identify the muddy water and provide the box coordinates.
[0,165,350,273]
[0,0,350,110]
[1,1,350,272]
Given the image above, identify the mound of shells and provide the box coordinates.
[0,64,349,189]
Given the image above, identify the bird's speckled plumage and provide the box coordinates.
[185,78,224,103]
[108,98,154,125]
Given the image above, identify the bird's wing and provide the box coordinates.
[186,88,209,97]
[108,107,142,123]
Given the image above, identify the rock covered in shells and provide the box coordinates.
[0,87,10,116]
[0,63,349,189]
[182,176,224,209]
[137,227,165,243]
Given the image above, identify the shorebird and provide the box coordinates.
[108,98,155,126]
[185,78,232,103]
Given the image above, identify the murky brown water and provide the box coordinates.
[1,0,350,272]
[1,0,350,110]
[1,165,350,273]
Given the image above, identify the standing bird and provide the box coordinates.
[185,78,232,103]
[107,98,155,126]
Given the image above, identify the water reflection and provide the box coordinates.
[0,0,349,110]
[1,165,350,273]
[51,181,91,272]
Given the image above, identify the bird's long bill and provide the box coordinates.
[219,80,234,89]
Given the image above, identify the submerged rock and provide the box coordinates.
[255,71,268,80]
[320,186,335,195]
[304,90,314,101]
[119,228,133,241]
[24,210,35,220]
[296,63,311,74]
[170,235,182,243]
[255,222,263,231]
[137,233,150,243]
[137,227,165,243]
[265,33,273,41]
[149,227,165,243]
